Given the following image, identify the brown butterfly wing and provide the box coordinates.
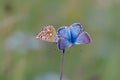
[36,25,56,42]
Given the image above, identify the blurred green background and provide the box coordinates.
[0,0,120,80]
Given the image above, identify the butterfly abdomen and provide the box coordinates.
[70,32,77,44]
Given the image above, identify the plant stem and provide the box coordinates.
[60,49,65,80]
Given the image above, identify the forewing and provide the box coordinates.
[69,23,83,39]
[75,32,92,44]
[57,26,71,40]
[57,38,72,50]
[36,25,56,42]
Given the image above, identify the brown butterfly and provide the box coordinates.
[36,25,57,42]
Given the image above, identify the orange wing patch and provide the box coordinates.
[36,25,56,42]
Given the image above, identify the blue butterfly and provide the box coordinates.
[57,23,92,50]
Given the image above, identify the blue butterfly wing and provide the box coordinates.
[57,26,72,50]
[75,32,92,44]
[69,23,83,39]
[57,26,71,40]
[57,38,72,50]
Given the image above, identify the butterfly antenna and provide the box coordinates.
[60,49,65,80]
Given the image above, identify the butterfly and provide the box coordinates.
[36,23,92,50]
[57,23,92,50]
[36,25,57,42]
